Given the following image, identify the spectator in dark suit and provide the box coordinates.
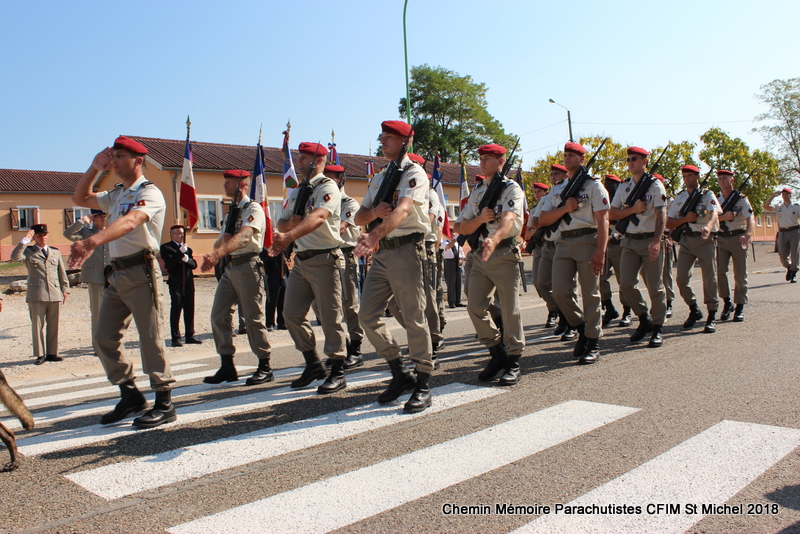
[160,225,201,347]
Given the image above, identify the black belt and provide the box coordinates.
[226,252,258,266]
[716,229,746,238]
[685,231,704,237]
[341,246,355,254]
[295,248,338,261]
[379,232,423,250]
[780,225,799,232]
[109,251,147,272]
[561,227,598,239]
[625,232,656,240]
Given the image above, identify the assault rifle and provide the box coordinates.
[530,138,608,245]
[459,138,520,250]
[217,181,243,274]
[284,143,322,257]
[719,170,754,232]
[669,167,714,242]
[614,143,671,235]
[366,133,413,232]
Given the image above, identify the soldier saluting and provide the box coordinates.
[716,170,754,320]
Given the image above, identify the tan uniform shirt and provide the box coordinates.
[717,193,753,231]
[774,203,800,229]
[96,175,166,258]
[11,243,69,303]
[426,188,445,242]
[541,176,609,239]
[457,177,525,239]
[611,177,668,233]
[221,195,266,255]
[361,156,430,238]
[281,174,343,252]
[533,191,560,241]
[63,221,110,284]
[340,193,360,248]
[668,189,722,232]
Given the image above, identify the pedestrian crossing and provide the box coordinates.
[6,360,799,534]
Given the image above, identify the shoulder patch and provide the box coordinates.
[323,193,331,202]
[136,200,146,207]
[409,178,416,188]
[710,199,716,205]
[248,215,255,222]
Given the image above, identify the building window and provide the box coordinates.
[197,197,222,232]
[74,207,91,222]
[11,206,39,231]
[268,199,285,221]
[756,216,762,228]
[447,204,461,219]
[766,216,773,228]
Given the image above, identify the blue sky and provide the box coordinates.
[1,0,797,173]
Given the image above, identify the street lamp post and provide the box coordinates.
[549,98,573,142]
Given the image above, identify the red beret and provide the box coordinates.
[627,146,649,157]
[477,144,507,156]
[223,169,250,179]
[782,188,793,193]
[113,136,148,155]
[653,174,665,182]
[550,164,568,173]
[716,169,734,177]
[681,165,700,174]
[298,142,329,156]
[381,120,414,138]
[324,164,345,173]
[564,142,586,155]
[605,174,622,183]
[407,153,426,165]
[475,175,485,182]
[532,182,550,191]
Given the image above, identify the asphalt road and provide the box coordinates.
[1,244,798,534]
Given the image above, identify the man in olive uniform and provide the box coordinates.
[160,225,201,346]
[324,163,364,369]
[455,143,525,385]
[763,188,800,283]
[716,170,755,321]
[609,147,668,347]
[201,170,272,386]
[600,174,633,327]
[539,142,609,364]
[666,165,721,333]
[70,136,175,428]
[270,143,347,394]
[12,224,69,365]
[354,120,433,413]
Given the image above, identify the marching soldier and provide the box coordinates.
[455,143,525,385]
[538,142,609,364]
[323,163,365,369]
[524,180,558,327]
[666,165,721,333]
[655,174,676,319]
[63,210,110,352]
[12,224,69,365]
[354,120,433,413]
[716,170,755,321]
[763,188,800,283]
[600,174,632,327]
[270,143,347,394]
[609,147,668,348]
[160,225,201,347]
[70,136,175,428]
[201,170,272,386]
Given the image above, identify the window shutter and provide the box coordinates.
[64,208,75,228]
[33,207,40,224]
[10,208,19,231]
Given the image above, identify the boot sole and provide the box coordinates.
[403,398,432,413]
[245,376,274,386]
[133,413,178,429]
[317,381,347,394]
[99,403,148,425]
[203,376,239,384]
[343,361,365,371]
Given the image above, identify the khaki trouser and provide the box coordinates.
[88,282,105,354]
[552,234,603,339]
[532,244,558,313]
[28,301,60,357]
[284,251,347,359]
[717,235,748,304]
[620,237,667,324]
[777,227,800,271]
[210,258,271,361]
[676,235,718,311]
[464,249,501,322]
[359,239,433,374]
[600,242,629,306]
[388,242,442,346]
[467,244,524,355]
[95,265,174,390]
[341,248,364,344]
[436,248,446,331]
[663,241,675,302]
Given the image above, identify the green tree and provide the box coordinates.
[754,77,800,188]
[650,140,698,196]
[397,64,518,164]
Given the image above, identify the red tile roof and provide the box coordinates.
[0,169,81,193]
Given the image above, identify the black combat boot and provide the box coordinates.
[792,270,798,283]
[553,311,569,337]
[403,371,432,413]
[317,359,346,394]
[683,304,703,328]
[100,379,148,425]
[573,323,588,360]
[618,306,633,327]
[498,354,521,386]
[720,298,734,321]
[630,313,654,343]
[343,339,364,370]
[204,355,238,384]
[602,299,619,326]
[545,310,559,328]
[703,310,717,333]
[378,358,416,404]
[291,350,328,388]
[733,304,745,322]
[648,324,663,348]
[478,344,507,381]
[665,300,673,318]
[246,358,274,385]
[133,390,177,429]
[579,338,600,364]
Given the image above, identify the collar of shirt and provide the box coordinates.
[236,194,252,208]
[123,175,149,193]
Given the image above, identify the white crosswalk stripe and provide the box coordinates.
[166,400,639,534]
